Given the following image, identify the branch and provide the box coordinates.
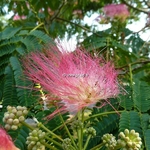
[121,0,149,14]
[117,60,150,70]
[50,0,66,22]
[55,17,102,37]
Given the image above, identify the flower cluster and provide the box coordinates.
[96,4,130,23]
[118,129,142,150]
[62,138,72,150]
[85,127,96,137]
[23,43,119,119]
[3,106,28,130]
[102,133,117,149]
[0,128,20,150]
[26,129,46,150]
[102,129,142,150]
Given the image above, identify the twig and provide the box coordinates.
[121,0,149,14]
[55,17,102,38]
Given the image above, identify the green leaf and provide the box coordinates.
[88,114,119,149]
[29,30,53,43]
[144,129,150,150]
[3,66,18,107]
[9,56,36,106]
[119,111,142,136]
[0,27,22,40]
[133,78,150,112]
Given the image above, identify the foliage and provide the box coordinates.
[0,0,150,150]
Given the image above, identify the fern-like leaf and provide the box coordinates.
[3,66,18,107]
[144,129,150,150]
[9,56,36,106]
[0,27,21,40]
[119,111,142,136]
[133,78,150,112]
[29,30,53,43]
[88,114,119,149]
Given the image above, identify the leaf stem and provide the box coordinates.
[85,110,124,121]
[83,135,91,150]
[38,122,63,141]
[59,114,78,149]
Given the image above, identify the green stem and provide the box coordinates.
[77,111,83,150]
[30,23,44,32]
[77,128,82,150]
[38,122,63,142]
[59,114,78,150]
[41,141,58,150]
[21,121,34,130]
[90,143,104,150]
[85,111,124,121]
[83,135,91,150]
[129,64,135,106]
[45,136,63,148]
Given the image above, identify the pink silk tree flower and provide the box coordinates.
[23,44,119,118]
[0,128,20,150]
[103,4,129,22]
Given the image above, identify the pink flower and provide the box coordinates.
[96,4,129,23]
[23,43,119,118]
[0,128,19,150]
[13,14,26,21]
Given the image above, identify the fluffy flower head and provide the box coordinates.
[0,128,19,150]
[96,4,129,23]
[104,4,129,21]
[23,43,119,116]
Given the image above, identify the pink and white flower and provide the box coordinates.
[0,128,19,150]
[96,4,130,23]
[23,43,119,118]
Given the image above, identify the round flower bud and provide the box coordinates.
[11,125,18,130]
[85,127,96,137]
[9,113,15,119]
[7,105,12,111]
[13,119,20,125]
[118,129,142,149]
[4,113,10,119]
[19,116,25,122]
[6,118,13,125]
[5,124,11,130]
[11,108,17,114]
[16,106,23,111]
[16,111,23,117]
[23,110,28,115]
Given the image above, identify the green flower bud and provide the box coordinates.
[7,118,13,124]
[85,127,96,137]
[16,106,23,111]
[9,113,15,119]
[118,129,142,149]
[102,133,117,149]
[19,116,25,122]
[5,124,11,130]
[16,111,23,117]
[7,105,12,111]
[11,108,17,114]
[23,110,28,115]
[4,113,10,119]
[11,125,18,130]
[13,119,20,124]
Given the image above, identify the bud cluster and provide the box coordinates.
[62,138,72,150]
[26,129,46,150]
[102,129,142,150]
[71,120,83,130]
[118,129,142,150]
[3,106,28,130]
[102,133,117,149]
[85,127,96,137]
